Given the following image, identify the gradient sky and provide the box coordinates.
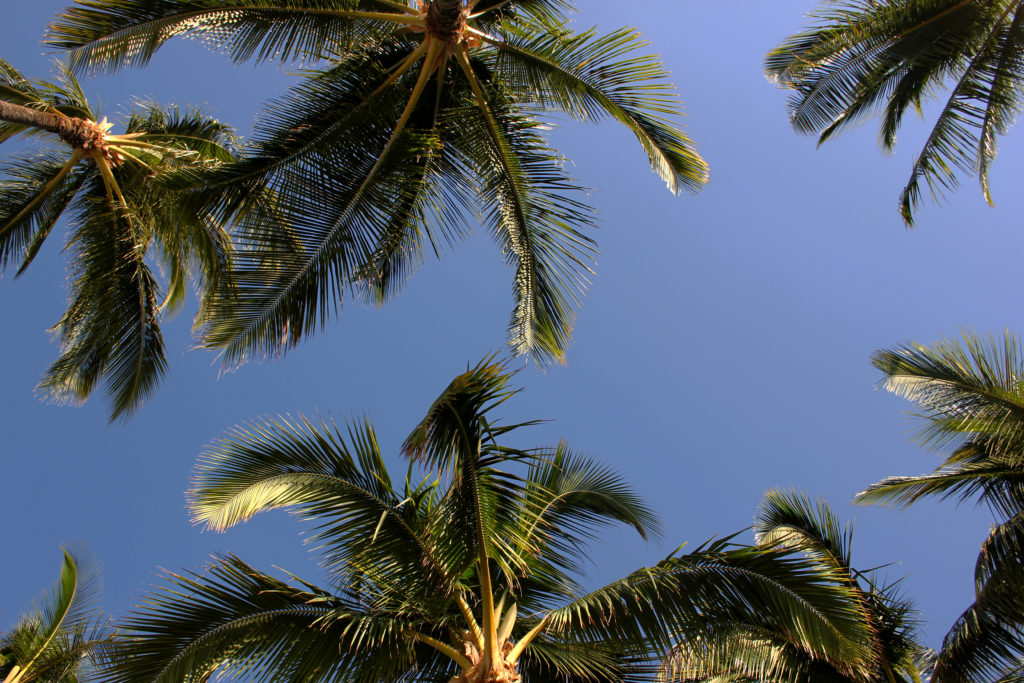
[3,0,1022,657]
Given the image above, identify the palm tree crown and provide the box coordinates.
[103,358,873,682]
[768,0,1024,225]
[47,0,709,366]
[0,59,237,419]
[862,331,1024,681]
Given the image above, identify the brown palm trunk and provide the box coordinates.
[0,100,96,148]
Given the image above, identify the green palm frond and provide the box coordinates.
[863,330,1024,681]
[930,514,1024,682]
[0,152,89,273]
[1,548,112,683]
[0,59,238,419]
[115,359,884,683]
[755,489,854,576]
[768,0,1024,224]
[862,331,1024,516]
[661,492,930,683]
[48,0,417,72]
[484,18,708,195]
[52,0,706,367]
[37,200,166,421]
[101,555,426,683]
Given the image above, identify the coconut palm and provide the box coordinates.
[0,59,237,419]
[767,0,1024,225]
[0,548,112,683]
[46,0,709,367]
[102,358,872,683]
[861,331,1024,681]
[662,490,933,683]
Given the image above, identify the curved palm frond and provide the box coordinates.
[768,0,1024,224]
[660,491,930,683]
[1,548,112,683]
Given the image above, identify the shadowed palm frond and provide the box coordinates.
[51,0,707,367]
[768,0,1024,224]
[0,58,238,420]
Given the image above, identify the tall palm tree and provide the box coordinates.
[861,331,1024,681]
[102,358,873,682]
[1,548,112,683]
[47,0,710,367]
[0,59,237,419]
[662,490,933,683]
[767,0,1024,225]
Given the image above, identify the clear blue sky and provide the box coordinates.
[2,0,1021,655]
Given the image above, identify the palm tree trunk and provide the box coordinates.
[0,100,96,147]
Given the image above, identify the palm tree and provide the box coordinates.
[46,0,710,367]
[662,490,933,683]
[102,358,872,682]
[767,0,1024,225]
[860,331,1024,681]
[0,548,112,683]
[0,59,237,419]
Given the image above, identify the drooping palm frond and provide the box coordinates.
[768,0,1024,224]
[50,0,707,367]
[0,58,238,420]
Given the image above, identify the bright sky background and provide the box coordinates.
[3,0,1022,657]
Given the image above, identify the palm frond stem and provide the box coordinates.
[409,630,473,670]
[455,593,485,650]
[507,613,550,664]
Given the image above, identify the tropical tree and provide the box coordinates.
[0,548,112,683]
[661,490,933,683]
[861,330,1024,681]
[0,59,237,419]
[46,0,710,367]
[102,358,873,683]
[767,0,1024,225]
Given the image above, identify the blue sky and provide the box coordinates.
[2,0,1022,656]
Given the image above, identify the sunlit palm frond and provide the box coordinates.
[1,548,112,683]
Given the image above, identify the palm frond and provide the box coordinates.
[48,0,417,72]
[931,514,1024,682]
[37,197,167,422]
[485,18,708,195]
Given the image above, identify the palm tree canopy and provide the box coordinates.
[661,490,932,683]
[767,0,1024,225]
[0,548,111,683]
[861,331,1024,681]
[47,0,709,367]
[103,359,871,683]
[0,59,238,420]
